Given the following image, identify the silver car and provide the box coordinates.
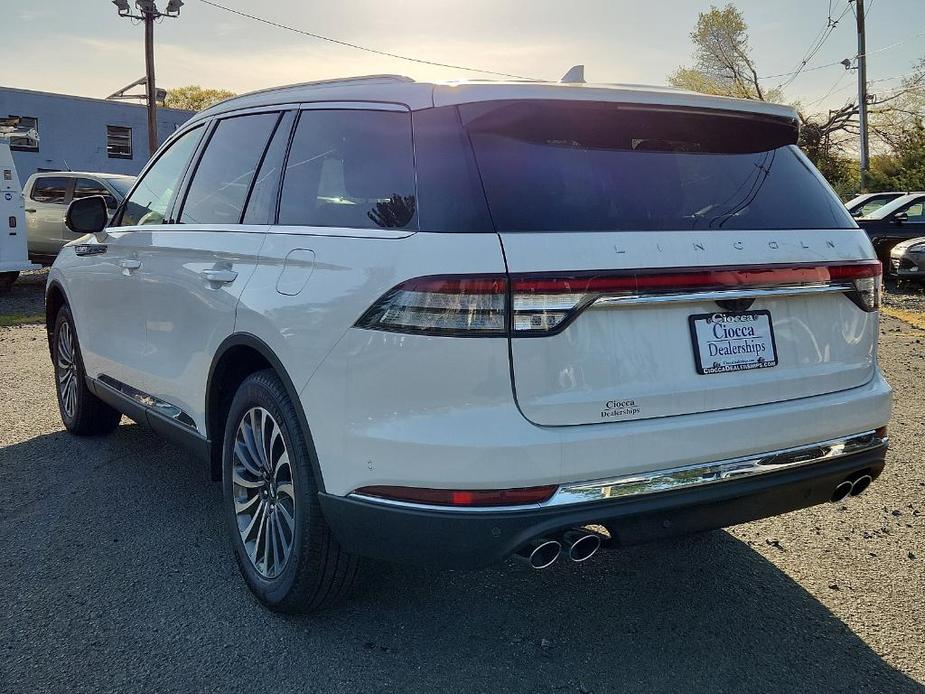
[23,172,134,265]
[889,236,925,282]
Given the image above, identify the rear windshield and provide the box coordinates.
[454,100,853,232]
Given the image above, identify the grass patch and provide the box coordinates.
[882,306,925,331]
[0,313,44,327]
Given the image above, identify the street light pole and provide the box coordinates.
[112,0,183,157]
[143,8,158,156]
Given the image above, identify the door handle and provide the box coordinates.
[120,258,142,271]
[201,268,238,284]
[24,208,36,213]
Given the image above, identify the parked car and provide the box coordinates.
[23,171,134,265]
[844,191,908,218]
[856,192,925,262]
[47,76,892,613]
[888,236,925,282]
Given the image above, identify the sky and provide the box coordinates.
[3,0,924,117]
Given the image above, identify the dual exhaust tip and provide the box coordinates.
[515,528,605,570]
[831,473,873,503]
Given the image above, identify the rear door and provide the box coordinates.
[25,175,70,256]
[129,109,287,433]
[457,100,879,426]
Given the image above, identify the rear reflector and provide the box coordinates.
[355,484,557,507]
[355,261,882,337]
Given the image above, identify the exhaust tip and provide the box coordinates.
[567,533,601,562]
[521,539,561,570]
[850,474,873,497]
[831,481,853,503]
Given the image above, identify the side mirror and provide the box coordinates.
[65,195,108,234]
[893,212,908,225]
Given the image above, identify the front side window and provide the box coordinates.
[459,101,853,231]
[119,125,203,227]
[902,200,925,222]
[180,113,279,225]
[31,176,68,204]
[8,116,38,151]
[74,178,117,209]
[107,125,133,159]
[278,109,416,229]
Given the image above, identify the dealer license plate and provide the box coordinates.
[689,310,778,375]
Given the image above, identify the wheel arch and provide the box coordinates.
[206,333,326,491]
[45,280,70,357]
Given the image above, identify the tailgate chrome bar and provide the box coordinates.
[591,282,852,308]
[548,430,887,507]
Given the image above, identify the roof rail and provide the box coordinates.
[231,74,415,102]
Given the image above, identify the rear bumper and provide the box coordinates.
[319,440,887,569]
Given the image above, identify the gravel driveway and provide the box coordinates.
[0,280,922,693]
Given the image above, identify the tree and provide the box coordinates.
[163,85,236,111]
[669,5,781,102]
[868,125,925,191]
[669,4,925,196]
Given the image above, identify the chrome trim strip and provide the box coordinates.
[591,283,852,308]
[547,430,886,507]
[347,431,887,513]
[97,374,197,429]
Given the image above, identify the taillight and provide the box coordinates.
[354,275,507,336]
[829,261,881,312]
[354,484,557,507]
[355,262,882,337]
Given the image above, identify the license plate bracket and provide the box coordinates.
[688,310,778,375]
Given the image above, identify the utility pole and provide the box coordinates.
[113,1,184,156]
[855,0,870,192]
[143,9,157,156]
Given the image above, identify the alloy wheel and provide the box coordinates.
[232,407,296,579]
[56,321,78,419]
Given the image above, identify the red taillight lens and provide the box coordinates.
[355,262,882,337]
[354,275,507,336]
[355,484,557,507]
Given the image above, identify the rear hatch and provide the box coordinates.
[459,99,880,426]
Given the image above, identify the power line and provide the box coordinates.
[197,0,541,81]
[774,1,852,91]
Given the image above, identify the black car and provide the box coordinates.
[855,193,925,262]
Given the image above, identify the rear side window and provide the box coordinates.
[243,111,295,225]
[120,125,203,226]
[278,110,416,229]
[458,100,853,231]
[31,176,69,204]
[74,178,117,209]
[180,112,279,225]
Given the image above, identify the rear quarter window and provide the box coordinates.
[278,109,416,230]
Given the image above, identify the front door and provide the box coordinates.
[72,124,206,393]
[25,175,70,258]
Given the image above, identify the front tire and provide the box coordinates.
[222,370,359,613]
[52,306,121,435]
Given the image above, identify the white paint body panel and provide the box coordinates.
[503,229,879,426]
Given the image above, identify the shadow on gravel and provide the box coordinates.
[2,425,922,694]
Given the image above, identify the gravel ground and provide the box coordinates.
[884,278,925,315]
[0,281,923,693]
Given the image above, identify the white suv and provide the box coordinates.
[48,76,892,612]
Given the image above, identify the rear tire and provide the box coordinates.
[0,271,18,292]
[222,369,360,613]
[52,306,121,435]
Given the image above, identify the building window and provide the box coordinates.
[107,125,132,159]
[8,116,38,151]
